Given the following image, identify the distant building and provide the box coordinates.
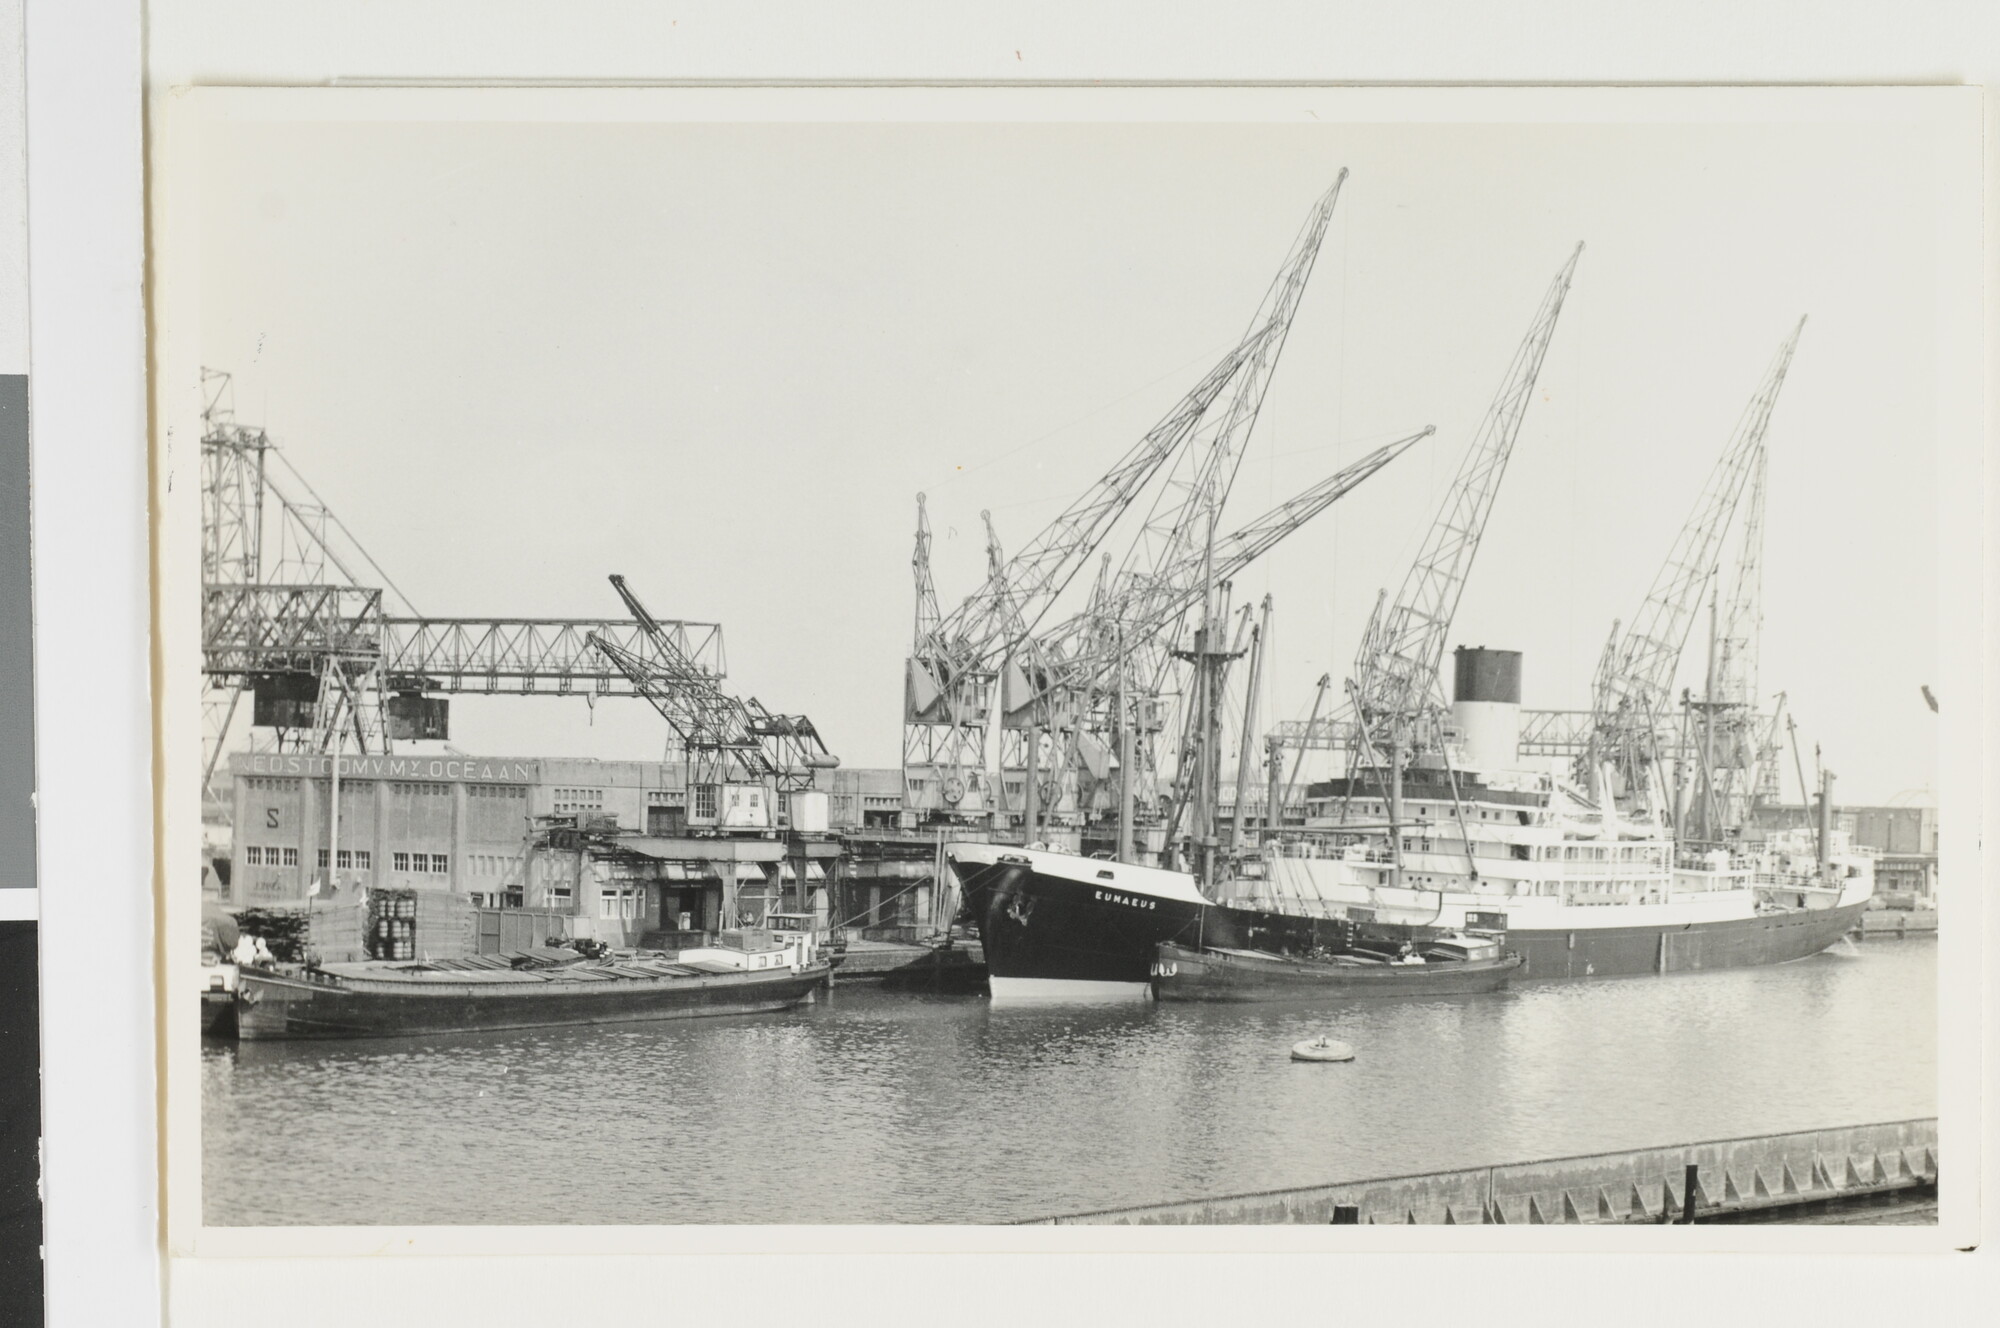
[1747,802,1937,899]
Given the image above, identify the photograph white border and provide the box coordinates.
[150,82,1983,1265]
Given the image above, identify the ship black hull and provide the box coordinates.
[233,962,828,1040]
[957,856,1205,999]
[952,849,1415,1001]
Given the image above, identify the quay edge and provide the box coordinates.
[1024,1118,1938,1226]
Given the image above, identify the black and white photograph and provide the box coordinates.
[152,86,1979,1247]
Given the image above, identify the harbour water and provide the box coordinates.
[203,936,1935,1226]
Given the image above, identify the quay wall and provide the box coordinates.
[1029,1118,1938,1225]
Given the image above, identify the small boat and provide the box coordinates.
[1291,1037,1355,1062]
[232,927,830,1041]
[200,905,241,1036]
[1153,931,1522,1002]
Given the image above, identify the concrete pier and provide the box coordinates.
[833,939,986,986]
[1856,910,1938,938]
[1028,1118,1937,1225]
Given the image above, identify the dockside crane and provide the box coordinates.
[1349,245,1583,761]
[1023,427,1431,847]
[902,174,1347,829]
[999,173,1350,841]
[1260,244,1583,802]
[1685,444,1778,839]
[1585,319,1805,822]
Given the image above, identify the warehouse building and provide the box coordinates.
[217,751,941,948]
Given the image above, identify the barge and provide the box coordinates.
[232,928,828,1041]
[1153,934,1521,1001]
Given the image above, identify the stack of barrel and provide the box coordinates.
[235,907,311,962]
[369,889,419,960]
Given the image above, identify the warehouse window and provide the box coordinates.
[428,854,450,874]
[244,846,262,865]
[280,847,299,867]
[353,849,370,870]
[392,851,410,872]
[317,849,330,868]
[693,785,717,819]
[553,787,605,814]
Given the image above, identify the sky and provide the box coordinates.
[197,114,1946,804]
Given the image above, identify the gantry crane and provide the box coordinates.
[903,174,1347,827]
[588,575,835,795]
[198,370,724,810]
[1585,318,1805,820]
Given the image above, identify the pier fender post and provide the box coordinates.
[1596,1188,1618,1222]
[1405,1209,1419,1225]
[1560,1192,1584,1224]
[1442,1206,1458,1225]
[1679,1165,1699,1224]
[1844,1156,1870,1191]
[1629,1183,1652,1222]
[1782,1162,1805,1196]
[1526,1195,1548,1225]
[1723,1172,1745,1206]
[1810,1158,1836,1193]
[1752,1169,1775,1201]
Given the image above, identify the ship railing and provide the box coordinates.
[1675,855,1758,873]
[1551,862,1671,881]
[1750,872,1841,890]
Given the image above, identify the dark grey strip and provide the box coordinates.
[0,373,33,892]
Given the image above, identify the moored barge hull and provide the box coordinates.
[1153,943,1522,1002]
[233,964,827,1041]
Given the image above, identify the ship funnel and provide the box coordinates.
[1451,646,1522,774]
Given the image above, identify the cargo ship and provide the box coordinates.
[231,927,829,1040]
[1219,648,1874,980]
[950,645,1872,995]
